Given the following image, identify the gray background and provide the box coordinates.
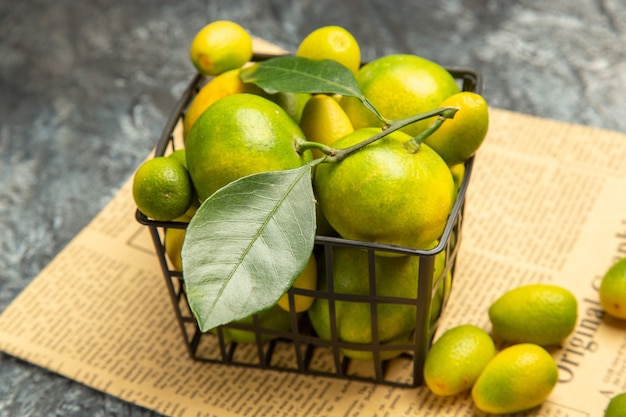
[1,1,624,415]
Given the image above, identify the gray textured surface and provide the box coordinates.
[1,1,624,416]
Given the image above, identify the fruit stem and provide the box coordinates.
[362,97,392,125]
[402,110,455,154]
[295,138,337,157]
[327,106,459,162]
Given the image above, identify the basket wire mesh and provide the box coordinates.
[136,54,481,387]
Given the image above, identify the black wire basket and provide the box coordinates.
[136,54,481,388]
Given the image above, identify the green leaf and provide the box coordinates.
[240,55,364,98]
[241,56,389,124]
[181,165,316,332]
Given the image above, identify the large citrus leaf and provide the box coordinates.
[181,166,316,332]
[240,56,387,124]
[240,55,362,96]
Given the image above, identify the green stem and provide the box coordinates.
[394,106,458,131]
[327,106,459,163]
[362,97,392,126]
[403,116,447,153]
[295,138,337,157]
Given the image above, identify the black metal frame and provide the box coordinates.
[135,54,481,387]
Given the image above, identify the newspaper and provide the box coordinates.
[1,39,626,417]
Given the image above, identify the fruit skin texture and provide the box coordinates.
[183,68,266,137]
[168,148,188,168]
[185,93,311,201]
[308,246,446,360]
[165,227,186,271]
[489,284,578,346]
[429,271,452,327]
[471,343,559,414]
[450,163,465,195]
[189,20,252,76]
[599,257,626,320]
[163,202,198,272]
[423,91,490,166]
[132,157,194,221]
[183,69,311,138]
[270,92,311,124]
[424,324,496,396]
[314,127,455,250]
[605,392,626,417]
[308,247,416,360]
[296,26,361,75]
[299,94,354,159]
[340,54,460,137]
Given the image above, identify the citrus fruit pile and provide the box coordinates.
[422,244,626,414]
[130,20,626,415]
[424,283,578,414]
[132,20,489,377]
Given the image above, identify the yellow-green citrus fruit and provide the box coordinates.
[423,92,489,166]
[165,227,186,271]
[269,92,311,124]
[599,257,626,320]
[277,254,318,313]
[132,157,194,221]
[299,94,354,158]
[189,20,253,76]
[296,25,361,75]
[488,284,578,346]
[340,54,460,137]
[164,203,198,272]
[308,247,417,360]
[181,197,200,220]
[168,149,188,168]
[215,304,292,343]
[450,163,465,194]
[185,93,311,201]
[183,68,266,137]
[429,248,451,327]
[472,343,559,414]
[308,247,446,360]
[315,202,337,237]
[338,96,378,134]
[314,127,455,250]
[167,149,199,210]
[605,393,626,417]
[183,70,308,138]
[429,271,452,327]
[424,324,496,396]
